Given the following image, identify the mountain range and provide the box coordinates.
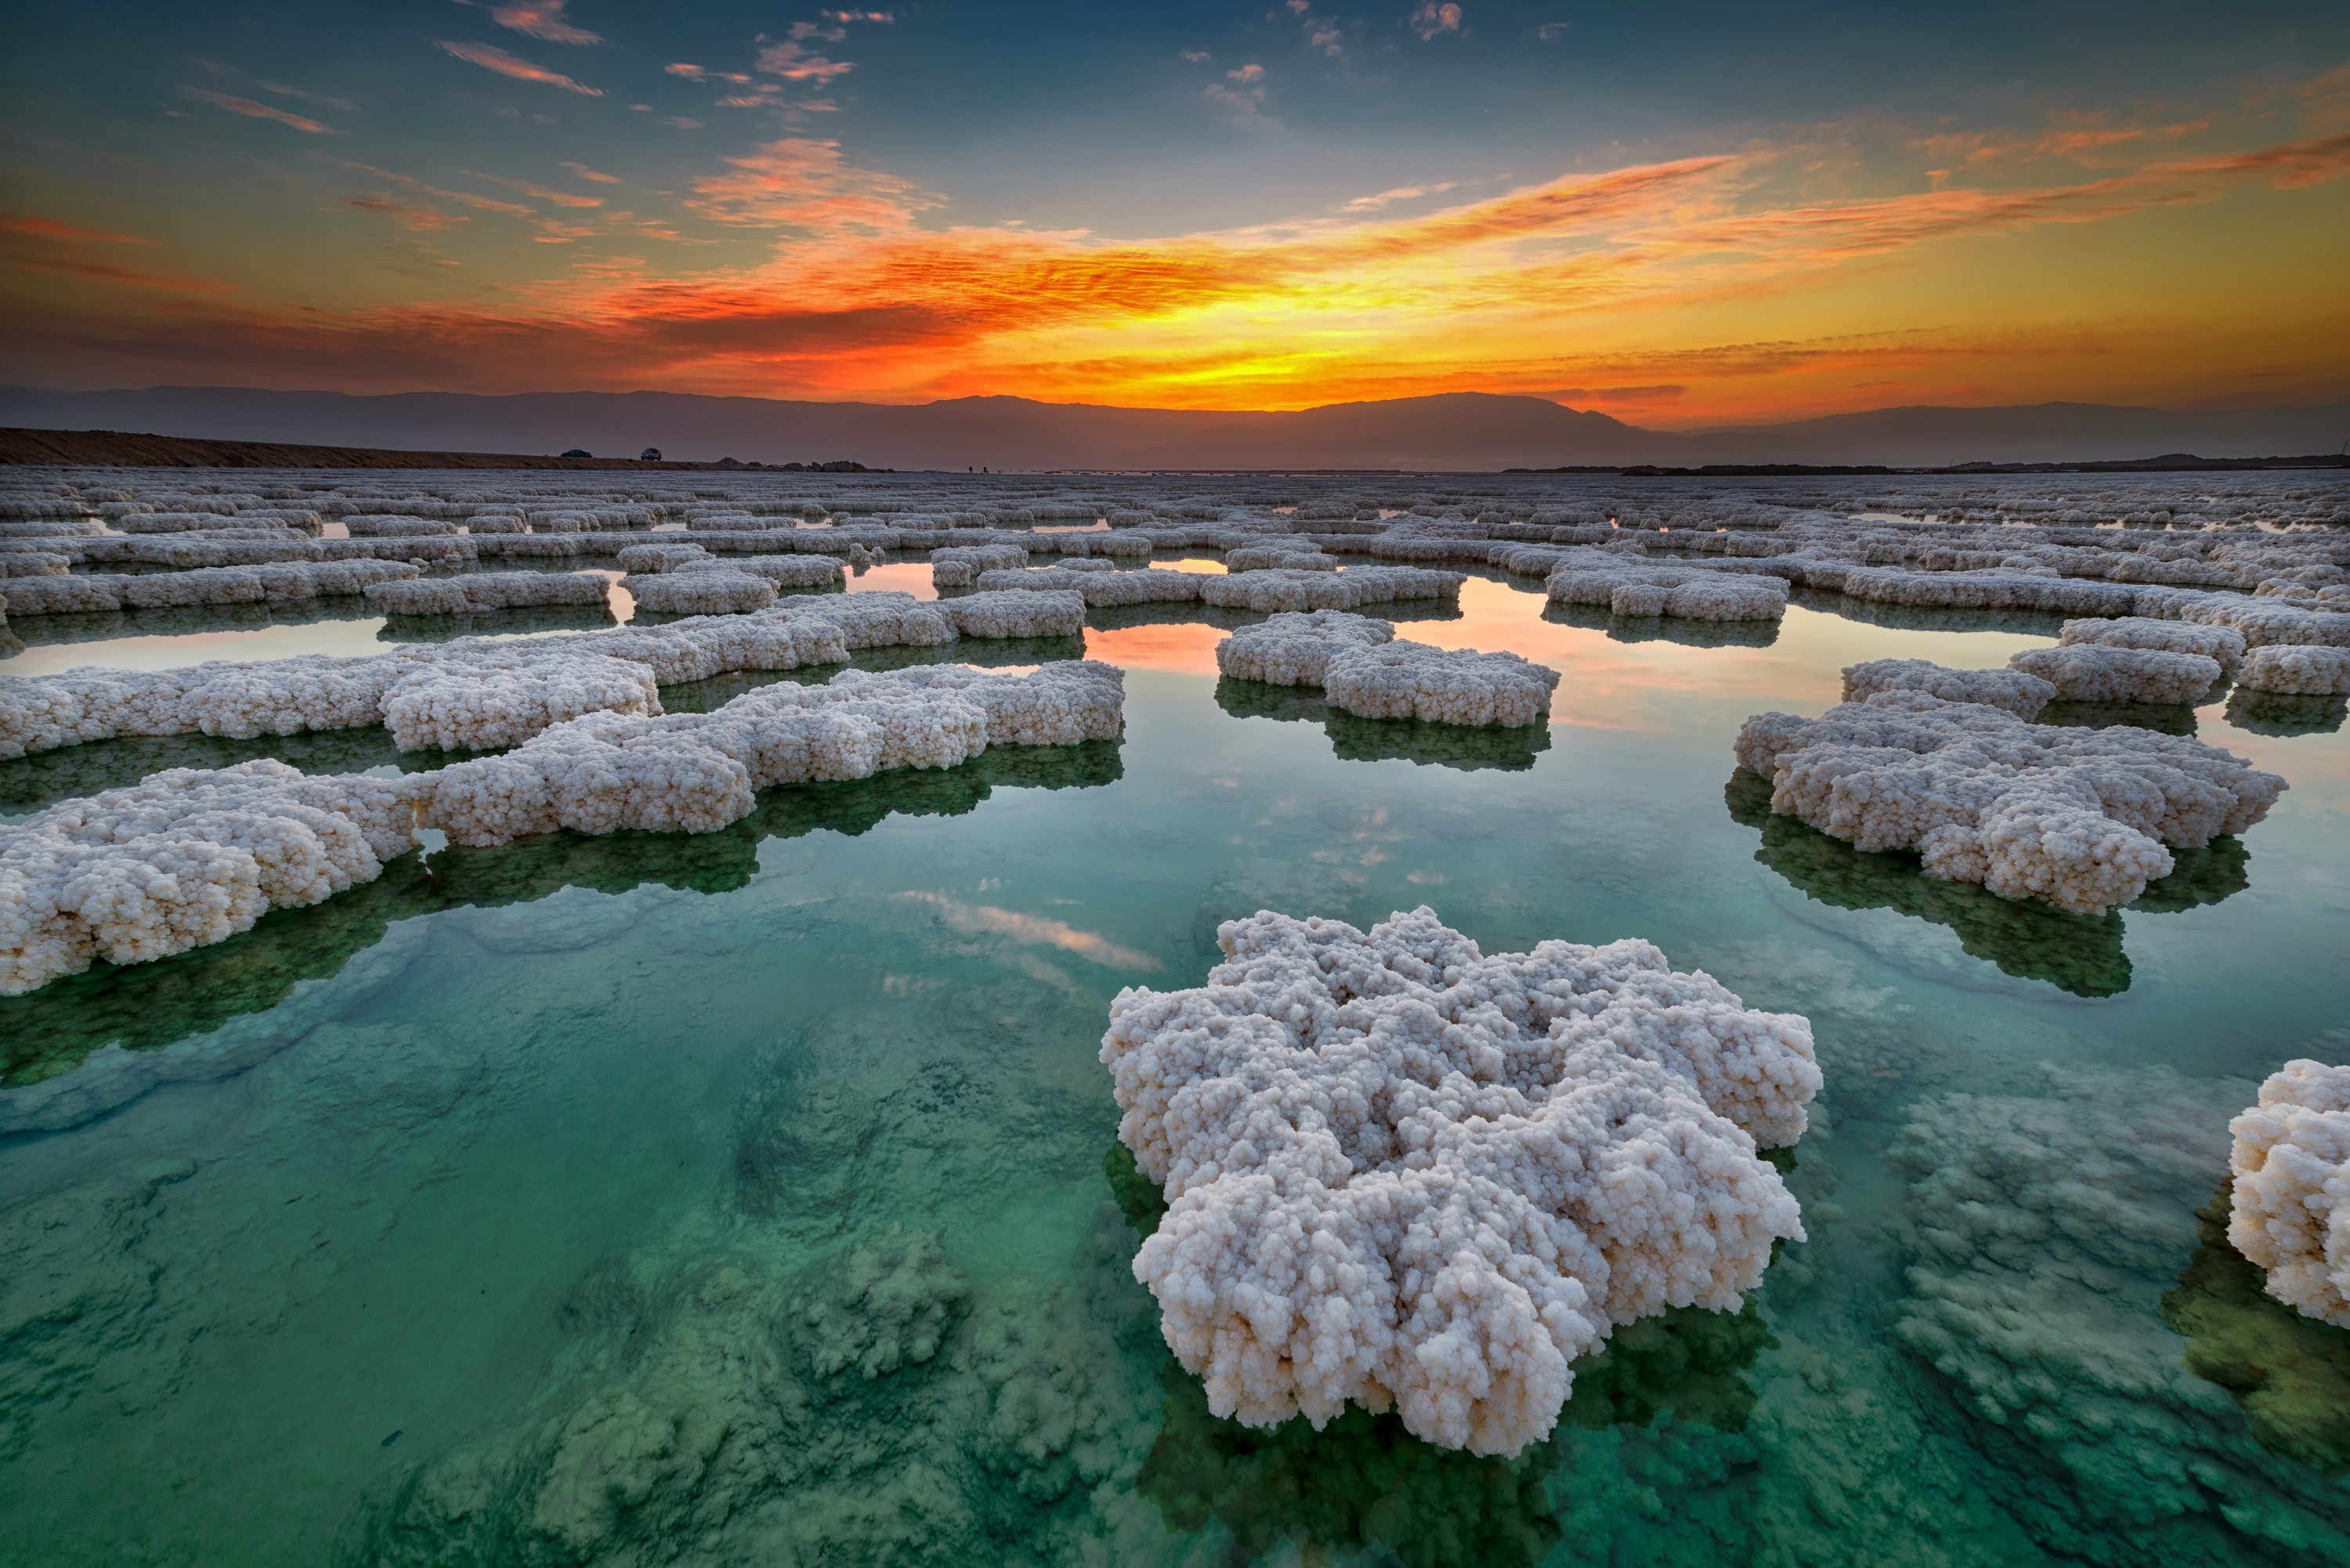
[2,385,2344,471]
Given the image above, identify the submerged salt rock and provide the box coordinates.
[2239,645,2350,696]
[1842,659,2055,718]
[1101,906,1815,1457]
[1321,641,1560,727]
[1736,690,2285,915]
[1216,610,1395,686]
[2008,644,2223,706]
[2228,1061,2350,1329]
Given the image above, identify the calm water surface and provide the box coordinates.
[2,572,2346,1566]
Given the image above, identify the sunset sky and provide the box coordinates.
[5,2,2347,424]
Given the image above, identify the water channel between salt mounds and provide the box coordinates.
[2,571,2347,1567]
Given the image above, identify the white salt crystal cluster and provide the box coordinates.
[623,569,778,615]
[1735,687,2286,913]
[1842,658,2055,718]
[2007,644,2224,706]
[2227,1060,2350,1329]
[1322,641,1560,727]
[1100,906,1817,1456]
[2058,616,2246,674]
[364,571,610,615]
[380,654,662,753]
[1225,546,1340,573]
[930,544,1030,587]
[1200,566,1463,613]
[777,590,957,649]
[0,761,417,994]
[975,565,1211,606]
[933,587,1086,639]
[416,662,1123,845]
[676,554,844,590]
[2238,645,2350,695]
[1216,610,1396,685]
[1546,560,1788,620]
[0,560,418,616]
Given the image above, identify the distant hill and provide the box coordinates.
[0,385,2341,471]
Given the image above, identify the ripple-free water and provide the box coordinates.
[2,583,2347,1566]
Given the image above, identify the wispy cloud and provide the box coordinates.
[351,195,465,231]
[468,170,606,207]
[1343,182,1459,211]
[685,138,941,233]
[3,214,154,245]
[1207,63,1272,126]
[485,0,601,45]
[895,892,1159,969]
[434,40,603,95]
[757,41,855,82]
[180,86,340,133]
[257,79,359,112]
[562,161,621,184]
[1411,2,1462,40]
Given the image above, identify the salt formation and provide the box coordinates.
[1322,642,1560,727]
[1841,659,2055,718]
[2059,615,2247,674]
[2227,1061,2350,1329]
[1225,546,1340,573]
[0,560,418,616]
[379,655,661,752]
[1200,566,1462,613]
[976,565,1210,607]
[932,587,1086,639]
[2239,644,2350,695]
[1546,561,1788,620]
[363,571,609,615]
[1735,689,2285,913]
[2007,644,2223,706]
[1100,907,1816,1456]
[674,555,844,590]
[415,662,1124,846]
[0,761,417,994]
[621,569,777,614]
[930,543,1030,587]
[1216,611,1396,685]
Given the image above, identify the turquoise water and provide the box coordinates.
[3,578,2348,1566]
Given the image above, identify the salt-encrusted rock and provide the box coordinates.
[623,569,778,615]
[930,544,1030,587]
[1225,547,1340,573]
[417,662,1121,846]
[2239,645,2350,696]
[680,555,845,590]
[615,541,710,573]
[2228,1062,2350,1329]
[381,655,662,753]
[935,587,1086,639]
[1734,690,2286,914]
[1322,641,1560,728]
[976,566,1209,607]
[776,590,957,649]
[1201,566,1463,613]
[1101,907,1816,1456]
[1216,610,1395,686]
[0,560,420,616]
[1544,559,1788,620]
[2008,644,2223,706]
[2059,616,2247,674]
[0,761,418,994]
[1842,659,2055,718]
[365,570,610,615]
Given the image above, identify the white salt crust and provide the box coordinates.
[1734,689,2286,914]
[0,559,419,616]
[930,544,1031,587]
[933,588,1086,639]
[364,571,610,615]
[622,570,779,615]
[975,566,1211,607]
[2058,616,2247,674]
[380,655,661,753]
[1200,566,1464,613]
[1,663,1123,993]
[1545,559,1789,620]
[1101,907,1817,1456]
[2227,1060,2350,1329]
[1322,641,1560,728]
[1225,547,1340,573]
[1842,659,2055,718]
[2006,644,2224,706]
[2238,644,2350,696]
[1216,611,1396,686]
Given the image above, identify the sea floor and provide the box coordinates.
[3,573,2347,1566]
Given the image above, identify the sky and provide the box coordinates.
[3,1,2347,425]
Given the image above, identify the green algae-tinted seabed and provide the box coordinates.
[3,579,2348,1567]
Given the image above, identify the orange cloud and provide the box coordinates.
[468,170,605,207]
[488,1,601,45]
[180,86,339,133]
[434,40,603,95]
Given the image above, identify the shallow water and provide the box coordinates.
[3,570,2348,1566]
